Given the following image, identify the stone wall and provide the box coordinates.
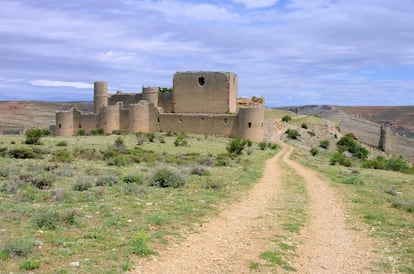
[173,72,238,114]
[387,133,414,162]
[339,115,414,163]
[109,93,141,108]
[339,116,381,147]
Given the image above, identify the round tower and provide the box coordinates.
[94,81,108,114]
[237,107,264,142]
[142,87,159,106]
[56,108,74,136]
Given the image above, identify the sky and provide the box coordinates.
[0,0,414,106]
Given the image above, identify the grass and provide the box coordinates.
[292,148,414,273]
[0,132,275,273]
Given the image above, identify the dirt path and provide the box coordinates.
[135,143,374,273]
[283,149,375,273]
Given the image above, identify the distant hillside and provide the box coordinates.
[275,105,414,138]
[0,101,92,134]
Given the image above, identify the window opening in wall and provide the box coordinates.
[157,117,160,123]
[198,76,205,86]
[59,124,61,128]
[224,118,228,124]
[201,117,205,121]
[79,124,82,129]
[248,122,252,128]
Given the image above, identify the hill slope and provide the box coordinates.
[0,101,92,134]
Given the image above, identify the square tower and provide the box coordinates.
[172,71,238,114]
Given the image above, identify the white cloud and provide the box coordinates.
[231,0,279,8]
[30,80,93,89]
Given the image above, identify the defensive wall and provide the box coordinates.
[56,71,264,142]
[339,115,414,163]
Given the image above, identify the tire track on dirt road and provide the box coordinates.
[283,145,375,273]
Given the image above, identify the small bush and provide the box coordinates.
[390,197,414,213]
[113,136,126,150]
[122,174,144,184]
[268,143,279,150]
[204,179,223,190]
[0,238,35,258]
[146,132,155,142]
[301,123,308,129]
[330,152,352,167]
[148,167,185,188]
[342,176,363,185]
[8,147,36,159]
[56,140,68,146]
[226,138,246,155]
[73,177,93,191]
[246,140,253,147]
[25,128,49,145]
[129,229,154,256]
[310,147,319,156]
[319,140,330,149]
[190,166,210,176]
[32,210,60,229]
[90,128,104,135]
[136,132,146,145]
[285,129,300,139]
[77,128,86,136]
[174,133,188,147]
[258,141,267,150]
[96,174,120,186]
[53,149,74,163]
[282,115,292,122]
[0,147,8,157]
[20,260,40,270]
[363,156,409,173]
[31,173,55,189]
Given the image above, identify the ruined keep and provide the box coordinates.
[56,71,265,142]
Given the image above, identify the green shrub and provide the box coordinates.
[129,229,154,256]
[73,177,93,191]
[32,210,60,229]
[53,149,74,163]
[301,123,308,129]
[20,259,40,270]
[268,143,279,150]
[146,132,155,142]
[390,197,414,213]
[122,174,144,184]
[25,128,50,145]
[246,140,253,147]
[96,174,120,186]
[319,140,330,149]
[174,133,188,147]
[190,166,210,176]
[310,147,319,156]
[285,129,300,139]
[363,156,409,173]
[258,141,267,150]
[113,136,126,150]
[330,152,352,167]
[77,128,86,136]
[8,147,36,159]
[226,138,246,155]
[282,115,292,122]
[337,134,368,159]
[342,176,363,185]
[148,167,185,188]
[31,173,55,189]
[0,147,8,157]
[136,132,146,145]
[90,128,104,135]
[56,140,68,146]
[0,238,35,258]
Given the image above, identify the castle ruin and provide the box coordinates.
[56,71,265,142]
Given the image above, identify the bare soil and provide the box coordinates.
[134,143,375,273]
